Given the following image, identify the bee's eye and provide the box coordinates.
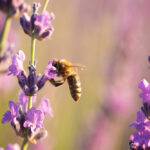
[54,63,59,70]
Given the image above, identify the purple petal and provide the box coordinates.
[34,11,54,27]
[138,79,150,104]
[9,101,19,118]
[8,50,25,76]
[136,110,147,122]
[1,101,19,124]
[39,97,53,117]
[44,59,57,79]
[48,58,56,65]
[24,107,44,132]
[138,79,149,92]
[2,111,11,124]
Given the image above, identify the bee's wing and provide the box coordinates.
[71,64,86,71]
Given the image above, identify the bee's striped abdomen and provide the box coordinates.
[67,73,81,101]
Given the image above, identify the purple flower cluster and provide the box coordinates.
[20,3,54,40]
[129,79,150,149]
[8,50,57,96]
[0,0,65,149]
[2,90,53,144]
[0,0,29,18]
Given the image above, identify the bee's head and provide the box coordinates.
[52,59,61,72]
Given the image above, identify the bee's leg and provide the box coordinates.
[50,79,66,87]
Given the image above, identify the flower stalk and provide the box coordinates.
[28,96,33,110]
[21,137,28,150]
[31,36,36,66]
[42,0,50,12]
[0,14,11,56]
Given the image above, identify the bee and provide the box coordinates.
[50,59,84,101]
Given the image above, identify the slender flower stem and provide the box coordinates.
[31,36,36,66]
[21,137,28,150]
[28,96,32,110]
[42,0,50,12]
[0,14,11,56]
[28,36,36,110]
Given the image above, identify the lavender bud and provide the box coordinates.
[27,65,37,88]
[37,75,47,91]
[17,71,27,90]
[32,3,41,14]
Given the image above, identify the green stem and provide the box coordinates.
[42,0,50,12]
[31,36,36,65]
[0,14,11,56]
[21,137,28,150]
[28,96,32,110]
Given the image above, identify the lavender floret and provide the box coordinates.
[20,3,54,40]
[39,97,53,117]
[44,59,57,80]
[8,50,25,76]
[2,101,19,124]
[24,107,44,132]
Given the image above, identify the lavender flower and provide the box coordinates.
[44,59,57,80]
[24,107,44,132]
[2,101,19,124]
[0,0,29,18]
[129,80,150,149]
[9,52,57,96]
[8,50,25,76]
[34,11,54,40]
[20,3,54,40]
[39,97,53,117]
